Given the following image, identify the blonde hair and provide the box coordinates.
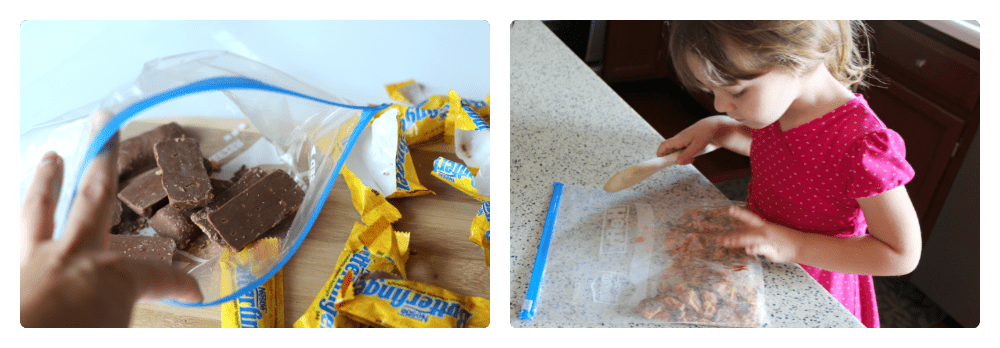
[669,20,873,92]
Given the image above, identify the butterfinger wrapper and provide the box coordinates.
[386,80,488,116]
[465,95,489,124]
[221,237,284,328]
[344,107,432,199]
[335,271,490,328]
[444,89,489,145]
[470,201,490,267]
[389,114,432,198]
[385,79,428,105]
[399,102,448,145]
[431,157,488,202]
[454,125,490,198]
[342,167,402,225]
[385,80,448,145]
[294,219,408,328]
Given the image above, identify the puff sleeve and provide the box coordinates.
[844,129,915,199]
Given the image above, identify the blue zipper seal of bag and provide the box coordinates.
[520,182,564,320]
[70,76,390,307]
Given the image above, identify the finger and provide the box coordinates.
[21,152,64,241]
[91,252,204,304]
[20,152,64,261]
[727,205,764,227]
[656,139,685,157]
[745,244,776,260]
[63,110,119,252]
[718,230,756,249]
[125,259,204,303]
[677,138,710,165]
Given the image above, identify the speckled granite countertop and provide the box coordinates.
[509,20,863,328]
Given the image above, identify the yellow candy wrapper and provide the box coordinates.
[221,237,284,328]
[294,219,409,328]
[335,271,490,328]
[399,101,448,145]
[444,90,490,145]
[333,222,411,329]
[470,201,490,267]
[474,102,490,123]
[385,79,427,105]
[386,80,449,145]
[431,157,488,202]
[469,95,490,123]
[391,115,432,199]
[386,80,488,115]
[342,167,402,225]
[386,80,488,145]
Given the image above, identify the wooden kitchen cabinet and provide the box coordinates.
[866,20,980,239]
[602,21,674,83]
[863,74,964,228]
[867,20,980,327]
[602,21,717,112]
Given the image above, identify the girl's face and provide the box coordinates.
[688,56,804,130]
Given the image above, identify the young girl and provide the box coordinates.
[658,21,922,328]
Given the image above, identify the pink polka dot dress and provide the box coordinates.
[745,94,914,328]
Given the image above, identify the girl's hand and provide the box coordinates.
[20,111,202,327]
[656,116,727,165]
[719,206,800,263]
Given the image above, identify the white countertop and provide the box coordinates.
[508,20,863,328]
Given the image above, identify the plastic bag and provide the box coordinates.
[520,183,767,327]
[18,51,390,306]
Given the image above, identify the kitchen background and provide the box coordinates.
[543,20,980,328]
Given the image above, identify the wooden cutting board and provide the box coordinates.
[124,117,490,327]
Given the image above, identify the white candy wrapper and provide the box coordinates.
[344,108,400,197]
[455,127,491,198]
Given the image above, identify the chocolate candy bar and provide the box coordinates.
[109,234,176,265]
[117,168,168,217]
[117,122,186,181]
[209,177,232,195]
[111,200,123,226]
[210,168,266,210]
[205,158,220,175]
[190,213,225,246]
[190,168,268,246]
[208,169,304,251]
[149,205,199,249]
[153,137,213,210]
[112,216,148,235]
[112,202,148,235]
[231,165,249,182]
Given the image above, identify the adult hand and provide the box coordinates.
[20,111,202,327]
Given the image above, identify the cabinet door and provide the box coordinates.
[864,74,964,231]
[602,21,671,83]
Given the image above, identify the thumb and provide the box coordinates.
[125,259,203,303]
[727,205,764,228]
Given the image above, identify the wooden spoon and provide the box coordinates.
[603,144,717,192]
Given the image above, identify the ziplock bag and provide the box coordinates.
[520,183,767,327]
[19,51,391,306]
